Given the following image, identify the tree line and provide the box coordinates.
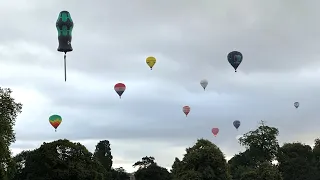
[1,87,320,180]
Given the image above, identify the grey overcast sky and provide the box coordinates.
[1,0,320,172]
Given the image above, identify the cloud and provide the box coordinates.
[1,0,320,173]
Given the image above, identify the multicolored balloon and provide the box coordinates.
[49,114,62,132]
[146,56,156,70]
[233,120,241,130]
[294,102,299,108]
[227,51,243,72]
[211,128,219,137]
[56,11,74,82]
[183,106,190,117]
[200,79,208,90]
[114,83,126,99]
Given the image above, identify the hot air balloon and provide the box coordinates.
[211,128,219,137]
[146,56,156,70]
[294,102,299,108]
[227,51,243,72]
[49,114,62,132]
[233,120,241,130]
[183,106,190,117]
[114,83,126,98]
[200,79,208,90]
[56,11,74,82]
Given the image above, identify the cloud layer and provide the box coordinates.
[1,0,320,172]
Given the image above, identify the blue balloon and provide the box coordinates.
[233,120,241,129]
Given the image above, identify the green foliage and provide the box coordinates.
[135,162,171,180]
[11,139,105,180]
[228,150,255,179]
[10,150,32,180]
[238,162,282,180]
[239,121,279,163]
[111,167,130,180]
[133,156,155,169]
[229,122,281,179]
[94,140,113,171]
[171,139,231,180]
[277,142,317,180]
[0,87,22,179]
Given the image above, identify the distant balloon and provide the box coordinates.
[49,114,62,132]
[294,102,299,108]
[200,79,208,90]
[114,83,126,99]
[146,56,156,70]
[183,106,190,117]
[211,128,219,137]
[227,51,243,72]
[233,120,241,130]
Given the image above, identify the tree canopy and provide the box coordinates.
[134,157,171,180]
[12,139,106,180]
[0,87,22,179]
[171,139,231,180]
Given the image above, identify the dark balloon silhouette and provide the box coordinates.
[294,102,299,108]
[227,51,243,72]
[233,120,241,130]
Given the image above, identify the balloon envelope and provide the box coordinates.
[56,11,73,53]
[183,106,190,116]
[211,128,219,136]
[227,51,243,72]
[294,102,299,108]
[146,56,156,70]
[114,83,126,98]
[233,120,241,129]
[49,114,62,130]
[200,79,208,90]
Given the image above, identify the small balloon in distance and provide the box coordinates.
[114,83,126,99]
[146,56,156,70]
[183,106,190,117]
[49,114,62,132]
[233,120,241,130]
[294,102,299,108]
[211,128,219,137]
[200,79,208,91]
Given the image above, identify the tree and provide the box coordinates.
[239,162,282,180]
[171,138,231,180]
[93,140,113,172]
[134,159,171,180]
[229,122,281,179]
[110,167,130,180]
[10,150,32,180]
[277,142,317,180]
[12,139,105,180]
[133,156,155,169]
[238,121,280,163]
[228,150,255,180]
[313,138,320,179]
[0,87,22,178]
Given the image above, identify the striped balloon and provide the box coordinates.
[183,106,190,117]
[114,83,126,99]
[49,114,62,132]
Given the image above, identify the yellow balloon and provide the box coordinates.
[146,56,156,70]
